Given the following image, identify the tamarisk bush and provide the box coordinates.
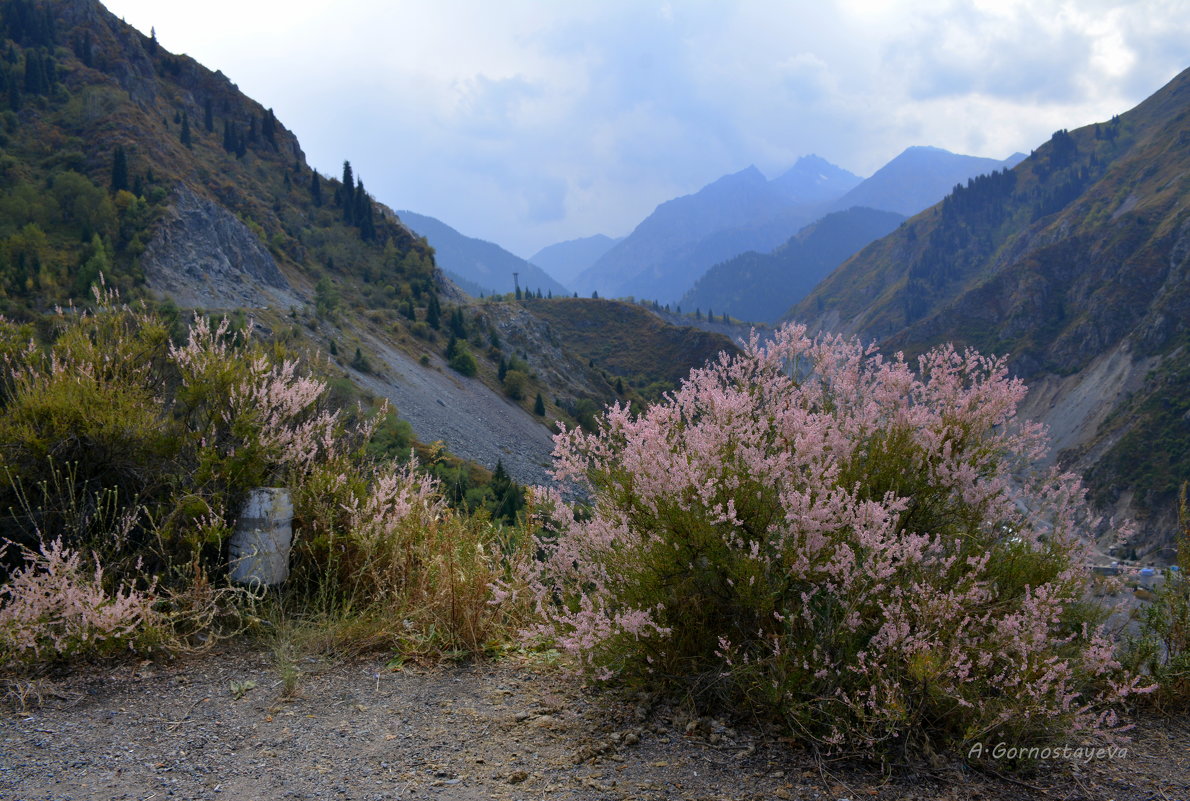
[517,324,1145,756]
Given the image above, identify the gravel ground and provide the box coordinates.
[2,649,1188,801]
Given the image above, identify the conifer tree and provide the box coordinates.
[203,97,213,132]
[222,120,234,152]
[262,108,276,146]
[615,377,624,395]
[534,393,546,416]
[426,295,442,330]
[180,112,191,148]
[309,170,322,206]
[515,286,522,300]
[110,145,128,193]
[341,161,355,224]
[497,356,508,382]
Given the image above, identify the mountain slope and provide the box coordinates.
[791,68,1190,547]
[397,210,569,298]
[529,234,621,287]
[679,207,904,323]
[0,0,583,485]
[827,146,1023,217]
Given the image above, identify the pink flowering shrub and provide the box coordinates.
[0,538,159,664]
[521,324,1143,756]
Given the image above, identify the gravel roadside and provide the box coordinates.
[2,649,1187,801]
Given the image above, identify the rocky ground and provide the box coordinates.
[2,649,1187,801]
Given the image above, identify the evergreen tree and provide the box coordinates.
[222,119,234,152]
[309,170,322,206]
[547,290,552,299]
[203,97,213,132]
[497,356,508,382]
[341,161,355,224]
[448,307,467,338]
[615,377,624,395]
[533,393,546,416]
[6,69,20,111]
[426,294,441,329]
[262,108,277,146]
[180,112,191,148]
[536,288,543,299]
[355,181,375,240]
[110,145,128,193]
[515,286,522,300]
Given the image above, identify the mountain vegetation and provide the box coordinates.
[791,67,1190,543]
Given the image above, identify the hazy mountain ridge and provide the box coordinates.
[679,206,905,323]
[529,234,621,286]
[398,210,569,298]
[825,146,1024,217]
[573,157,860,303]
[573,148,1023,306]
[790,67,1190,545]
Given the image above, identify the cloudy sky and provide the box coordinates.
[102,0,1188,257]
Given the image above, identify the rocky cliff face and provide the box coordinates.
[142,185,299,310]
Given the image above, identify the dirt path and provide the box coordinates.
[1,649,1187,801]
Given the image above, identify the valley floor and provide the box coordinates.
[1,649,1186,801]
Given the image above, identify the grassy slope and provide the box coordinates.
[521,297,739,388]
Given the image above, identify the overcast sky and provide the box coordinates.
[102,0,1188,258]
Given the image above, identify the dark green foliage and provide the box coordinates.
[262,108,276,146]
[351,346,371,373]
[488,460,524,525]
[426,293,441,329]
[314,276,339,318]
[341,160,355,225]
[447,339,478,377]
[309,170,322,206]
[533,392,545,415]
[203,97,213,132]
[448,306,467,338]
[110,145,128,193]
[179,112,191,148]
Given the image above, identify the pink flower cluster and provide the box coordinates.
[170,314,339,475]
[521,323,1143,751]
[0,538,157,661]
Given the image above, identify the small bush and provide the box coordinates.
[502,369,528,400]
[0,538,160,664]
[1123,486,1190,710]
[448,344,478,377]
[516,324,1142,758]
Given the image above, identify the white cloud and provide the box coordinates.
[101,0,1188,255]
